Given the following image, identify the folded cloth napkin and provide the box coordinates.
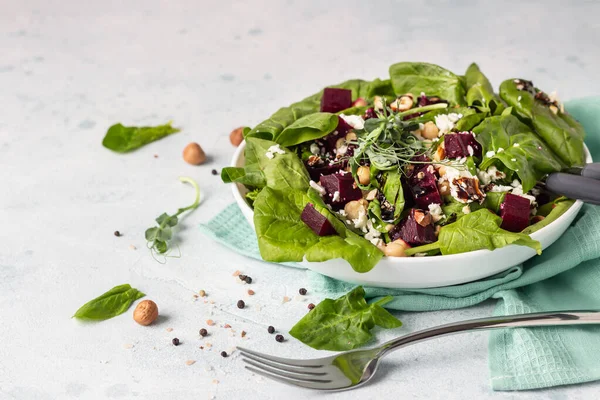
[199,98,600,391]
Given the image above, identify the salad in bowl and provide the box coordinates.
[222,62,587,284]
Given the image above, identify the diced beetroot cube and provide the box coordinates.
[363,107,378,120]
[321,88,352,113]
[500,193,531,232]
[301,203,337,236]
[407,161,442,209]
[322,116,353,151]
[389,209,436,246]
[319,172,362,210]
[444,132,482,159]
[418,94,447,107]
[305,161,343,181]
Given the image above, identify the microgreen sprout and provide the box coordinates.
[145,177,201,260]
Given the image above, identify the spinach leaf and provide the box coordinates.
[473,113,564,192]
[73,284,145,321]
[381,169,405,221]
[522,199,575,235]
[406,209,541,256]
[289,286,402,351]
[389,62,466,106]
[464,63,506,115]
[102,122,180,153]
[276,113,338,147]
[499,79,585,166]
[222,138,309,192]
[247,104,318,141]
[253,187,383,272]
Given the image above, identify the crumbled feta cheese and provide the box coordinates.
[434,113,463,135]
[517,96,522,102]
[462,205,471,215]
[477,166,506,185]
[309,143,320,155]
[337,209,347,217]
[265,144,286,159]
[513,143,520,147]
[332,191,340,202]
[490,184,514,192]
[413,253,427,257]
[467,145,474,156]
[440,165,480,203]
[428,203,444,222]
[497,147,504,153]
[309,180,326,196]
[364,219,382,244]
[339,114,365,130]
[486,150,496,158]
[352,210,369,230]
[511,158,517,162]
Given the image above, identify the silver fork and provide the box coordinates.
[238,310,600,391]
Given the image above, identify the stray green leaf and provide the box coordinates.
[73,284,145,321]
[102,122,180,153]
[289,286,402,351]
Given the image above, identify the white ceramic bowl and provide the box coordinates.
[231,141,591,288]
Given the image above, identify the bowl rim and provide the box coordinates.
[231,140,590,264]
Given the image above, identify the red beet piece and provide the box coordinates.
[319,172,362,210]
[407,159,442,209]
[320,88,352,113]
[389,209,436,246]
[444,132,482,159]
[500,193,531,232]
[305,161,343,181]
[363,107,378,120]
[322,116,353,151]
[301,204,336,236]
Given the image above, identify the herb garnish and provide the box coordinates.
[73,284,145,321]
[289,286,402,351]
[145,177,201,258]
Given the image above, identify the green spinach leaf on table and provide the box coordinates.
[499,79,585,166]
[253,187,383,272]
[473,111,564,192]
[73,284,145,321]
[406,209,541,256]
[389,62,467,106]
[289,286,402,351]
[102,122,180,153]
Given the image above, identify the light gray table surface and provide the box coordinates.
[2,1,600,399]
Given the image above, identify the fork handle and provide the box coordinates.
[379,310,600,356]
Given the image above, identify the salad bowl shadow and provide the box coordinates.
[231,141,592,289]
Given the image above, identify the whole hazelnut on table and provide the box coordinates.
[229,127,244,147]
[183,142,206,165]
[133,300,159,326]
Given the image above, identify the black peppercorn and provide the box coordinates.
[275,334,284,343]
[211,169,218,175]
[308,303,315,310]
[267,326,275,334]
[221,351,228,358]
[172,338,180,346]
[199,328,208,337]
[237,300,245,309]
[244,276,252,284]
[299,288,307,295]
[238,274,247,281]
[114,231,121,237]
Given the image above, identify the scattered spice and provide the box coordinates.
[129,244,137,250]
[247,289,255,296]
[244,276,252,284]
[166,328,173,332]
[238,274,247,281]
[205,342,212,348]
[299,288,307,295]
[212,379,220,384]
[275,334,284,343]
[199,289,206,297]
[241,331,247,338]
[211,169,218,175]
[114,230,121,237]
[308,303,315,310]
[172,338,180,346]
[267,326,275,334]
[185,360,196,366]
[199,328,208,337]
[220,351,228,358]
[237,300,245,309]
[123,343,134,349]
[154,154,159,158]
[282,296,291,303]
[206,319,215,326]
[224,324,232,329]
[233,270,242,277]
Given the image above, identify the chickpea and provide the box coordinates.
[345,131,358,142]
[357,166,371,185]
[335,138,348,155]
[437,165,447,176]
[393,93,414,111]
[352,98,368,107]
[344,199,368,220]
[421,121,440,139]
[383,239,410,257]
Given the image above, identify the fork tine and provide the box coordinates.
[245,365,335,390]
[242,358,332,382]
[236,346,323,368]
[240,352,328,376]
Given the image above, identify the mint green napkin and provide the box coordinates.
[199,98,600,391]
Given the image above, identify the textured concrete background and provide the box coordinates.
[1,1,599,399]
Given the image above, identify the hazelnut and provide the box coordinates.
[421,121,440,139]
[414,210,432,227]
[344,199,368,220]
[357,166,371,185]
[307,155,321,166]
[438,180,451,196]
[229,127,244,147]
[391,93,414,112]
[365,189,378,201]
[437,165,447,176]
[183,143,206,165]
[133,300,158,326]
[433,143,446,162]
[373,96,384,111]
[383,239,410,257]
[352,98,368,107]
